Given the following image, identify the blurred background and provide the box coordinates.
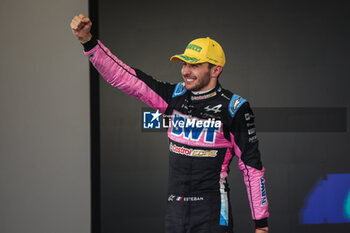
[0,0,90,233]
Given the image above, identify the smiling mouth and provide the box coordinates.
[184,77,196,83]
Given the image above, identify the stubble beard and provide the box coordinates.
[184,71,211,92]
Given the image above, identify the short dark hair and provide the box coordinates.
[208,63,215,69]
[208,63,223,79]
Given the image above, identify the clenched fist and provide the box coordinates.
[70,14,92,44]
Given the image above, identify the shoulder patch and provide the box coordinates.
[228,94,247,118]
[172,82,187,98]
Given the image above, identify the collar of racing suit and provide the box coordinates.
[191,87,215,95]
[190,82,222,101]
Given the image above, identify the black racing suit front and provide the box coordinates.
[82,38,269,232]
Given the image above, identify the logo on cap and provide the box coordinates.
[186,44,202,52]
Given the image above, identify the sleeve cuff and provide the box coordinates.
[82,35,98,52]
[254,218,268,228]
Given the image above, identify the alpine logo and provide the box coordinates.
[168,194,175,201]
[204,104,222,113]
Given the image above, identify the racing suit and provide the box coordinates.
[82,37,269,232]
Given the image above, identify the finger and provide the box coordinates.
[73,17,82,24]
[70,18,79,29]
[78,14,91,25]
[73,15,81,22]
[79,13,86,19]
[77,20,88,30]
[81,17,90,23]
[71,18,83,29]
[70,21,78,30]
[75,18,87,30]
[79,14,88,24]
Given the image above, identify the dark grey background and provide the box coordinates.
[0,0,90,233]
[97,0,350,232]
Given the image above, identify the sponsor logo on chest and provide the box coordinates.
[169,142,218,157]
[170,111,221,143]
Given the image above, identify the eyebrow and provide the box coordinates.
[182,62,204,66]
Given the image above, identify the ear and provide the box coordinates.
[211,65,223,78]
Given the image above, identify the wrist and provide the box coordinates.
[256,227,268,232]
[80,33,92,44]
[254,218,268,228]
[82,34,98,52]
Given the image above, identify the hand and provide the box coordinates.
[256,227,268,233]
[70,14,92,44]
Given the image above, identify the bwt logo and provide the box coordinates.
[171,111,221,143]
[143,110,162,129]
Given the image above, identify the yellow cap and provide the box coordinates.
[170,37,226,67]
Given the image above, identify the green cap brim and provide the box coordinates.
[170,54,203,64]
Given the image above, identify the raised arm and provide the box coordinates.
[70,14,175,113]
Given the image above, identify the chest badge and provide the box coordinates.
[204,104,222,113]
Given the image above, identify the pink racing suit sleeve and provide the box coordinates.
[82,39,175,113]
[229,102,269,228]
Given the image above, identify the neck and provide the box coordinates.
[191,78,218,94]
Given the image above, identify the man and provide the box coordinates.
[70,14,269,233]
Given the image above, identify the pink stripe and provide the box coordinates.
[84,41,168,113]
[220,148,234,186]
[230,133,269,220]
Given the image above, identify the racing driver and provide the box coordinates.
[71,14,269,233]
